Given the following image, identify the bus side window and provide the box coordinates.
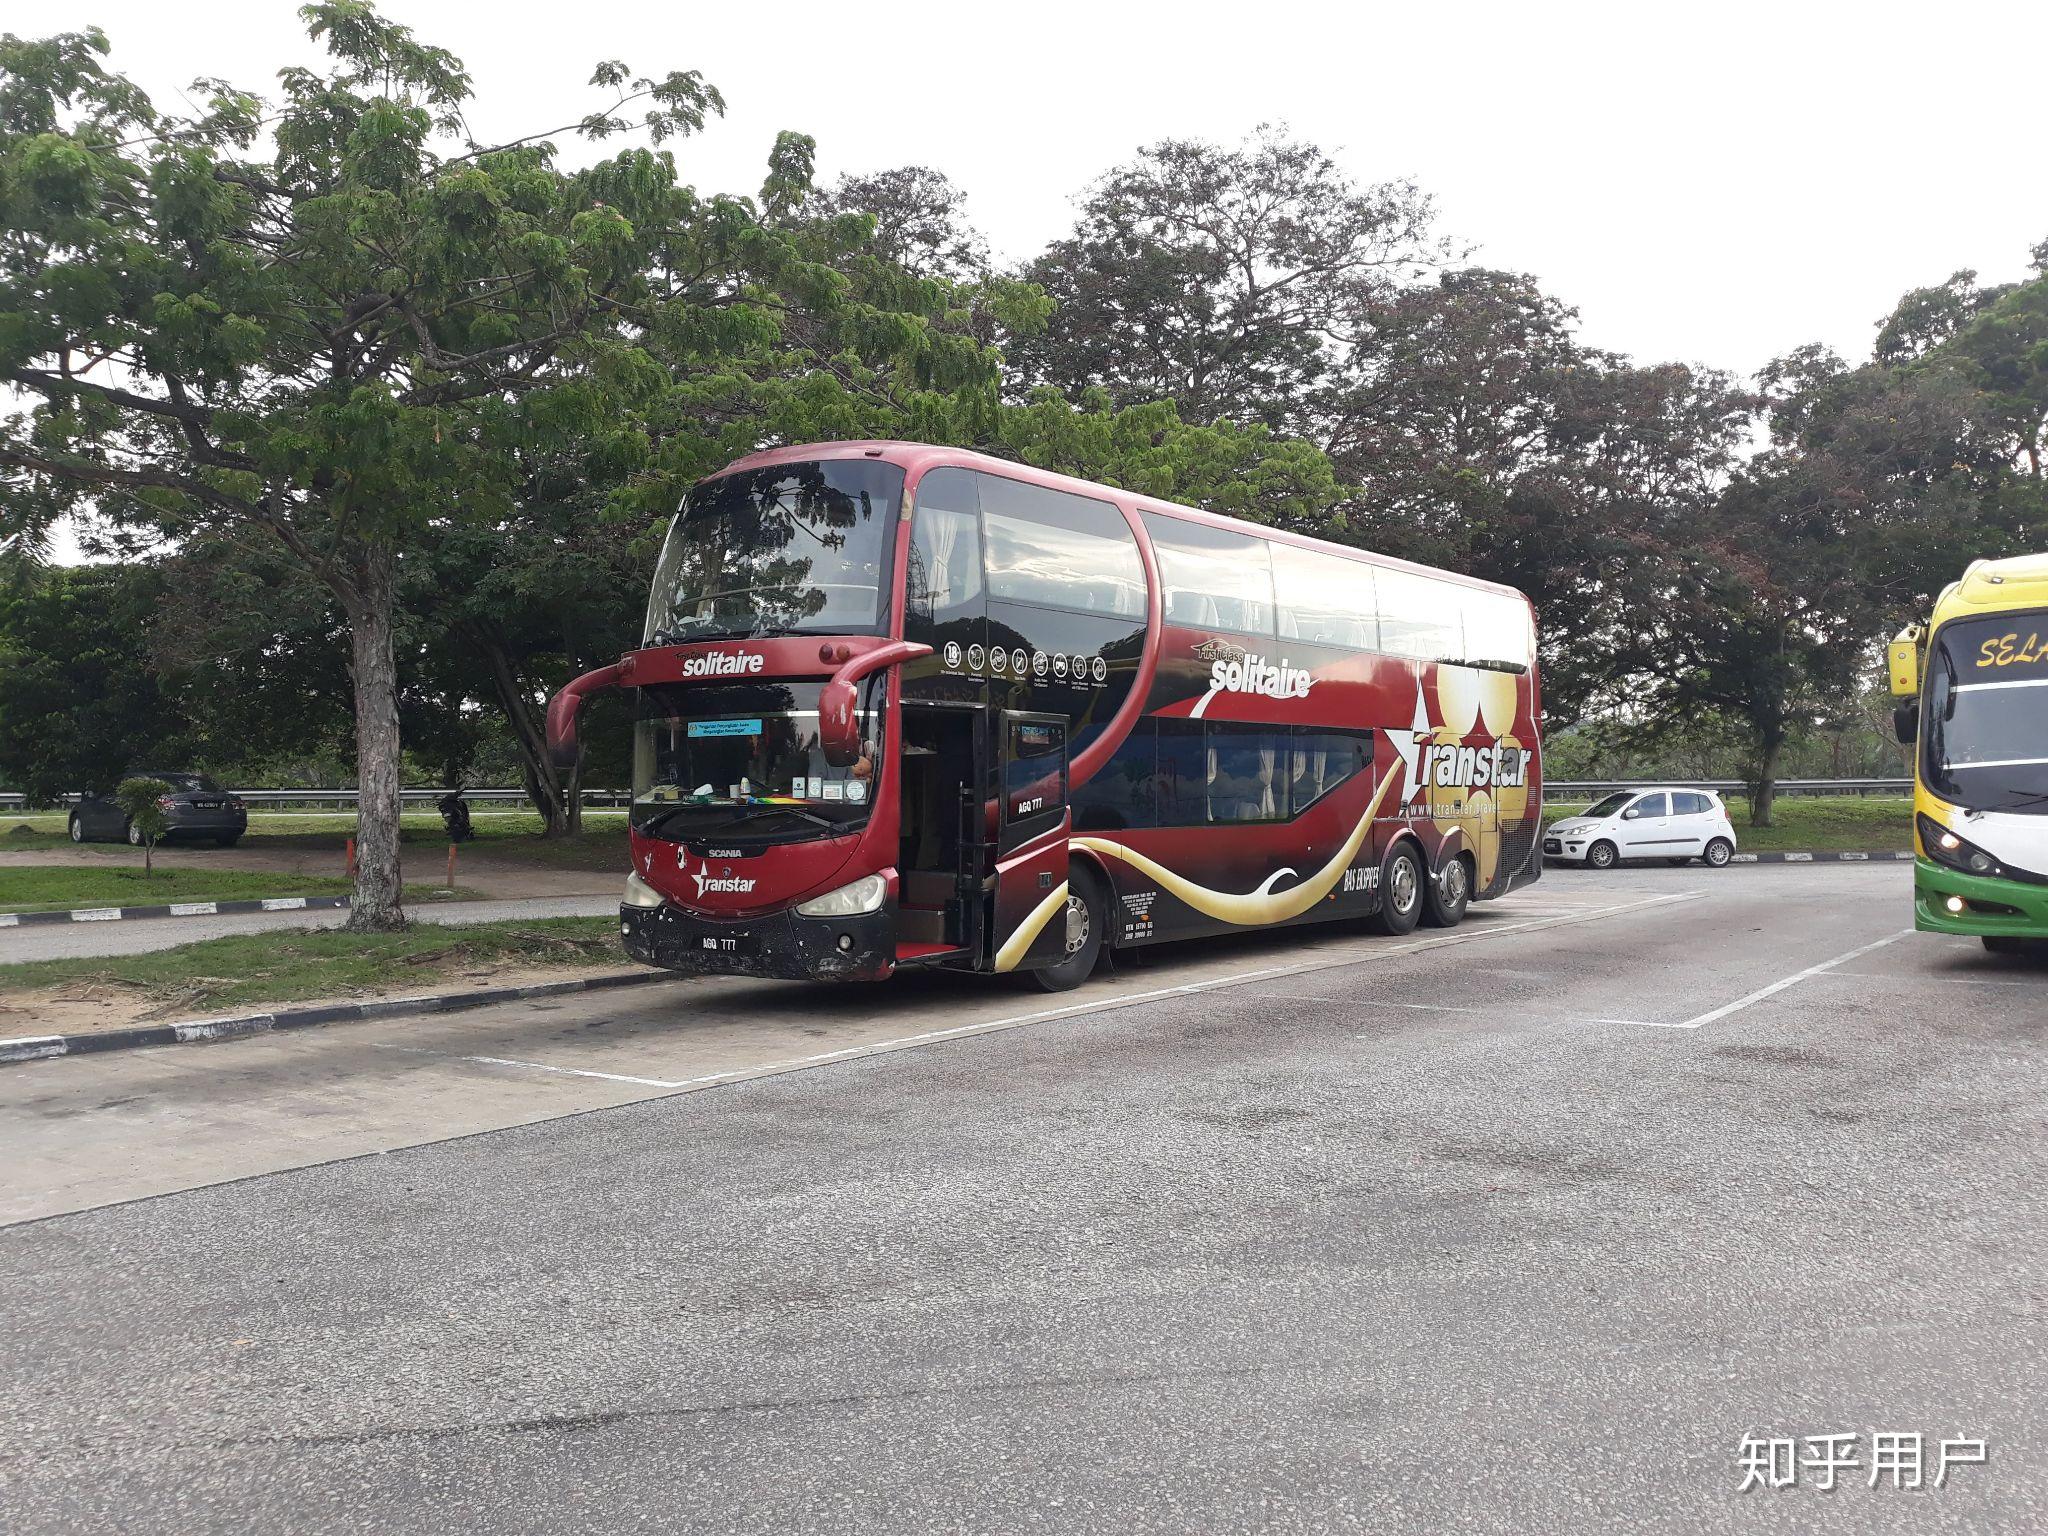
[1144,514,1277,639]
[1071,720,1157,831]
[979,473,1144,619]
[905,468,984,636]
[1460,589,1533,672]
[1271,542,1378,651]
[1378,568,1464,662]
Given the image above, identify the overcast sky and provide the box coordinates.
[31,0,2048,556]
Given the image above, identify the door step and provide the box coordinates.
[894,941,970,967]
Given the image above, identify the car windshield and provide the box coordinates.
[644,459,903,643]
[631,680,886,841]
[1583,792,1633,818]
[1925,612,2048,814]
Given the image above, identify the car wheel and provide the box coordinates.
[1372,843,1425,935]
[126,820,144,847]
[1423,852,1471,928]
[1030,867,1105,992]
[1587,840,1618,871]
[69,815,86,844]
[1704,838,1733,868]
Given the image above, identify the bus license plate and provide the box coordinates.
[697,933,756,957]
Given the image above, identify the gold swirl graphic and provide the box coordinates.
[1072,765,1401,927]
[992,880,1071,973]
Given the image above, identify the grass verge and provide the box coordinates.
[0,917,625,1019]
[1542,796,1911,852]
[0,866,485,913]
[1,811,630,862]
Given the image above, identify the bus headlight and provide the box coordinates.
[1918,814,2003,878]
[623,871,666,908]
[796,873,887,917]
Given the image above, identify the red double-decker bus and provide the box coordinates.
[548,441,1543,991]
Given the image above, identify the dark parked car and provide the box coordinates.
[70,773,249,847]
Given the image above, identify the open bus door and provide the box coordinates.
[990,712,1073,974]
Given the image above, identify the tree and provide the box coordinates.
[1332,270,1753,726]
[113,775,171,873]
[0,5,993,926]
[1009,127,1444,433]
[0,566,192,803]
[809,166,990,285]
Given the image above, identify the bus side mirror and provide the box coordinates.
[817,639,934,768]
[1888,633,1920,697]
[1894,701,1918,745]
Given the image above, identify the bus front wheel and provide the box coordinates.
[1031,867,1106,992]
[1373,844,1424,936]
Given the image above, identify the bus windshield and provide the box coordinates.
[1925,611,2048,814]
[631,681,885,841]
[644,459,903,643]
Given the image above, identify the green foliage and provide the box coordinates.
[113,776,172,871]
[0,568,193,802]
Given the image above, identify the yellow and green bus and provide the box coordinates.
[1890,553,2048,953]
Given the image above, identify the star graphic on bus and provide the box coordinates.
[1388,682,1431,804]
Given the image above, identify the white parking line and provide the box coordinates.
[375,891,1704,1089]
[1669,930,1916,1030]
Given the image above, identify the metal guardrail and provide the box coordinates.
[1548,778,1911,799]
[0,788,633,809]
[2,779,1914,810]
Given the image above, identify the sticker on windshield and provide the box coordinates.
[807,775,823,798]
[846,779,867,803]
[821,781,845,801]
[687,719,762,738]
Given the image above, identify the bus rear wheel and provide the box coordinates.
[1423,853,1471,928]
[1373,844,1424,936]
[1031,867,1105,992]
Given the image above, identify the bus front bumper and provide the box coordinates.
[619,901,896,982]
[1913,857,2048,938]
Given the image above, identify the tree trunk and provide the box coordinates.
[471,624,572,836]
[1751,726,1785,829]
[343,550,407,930]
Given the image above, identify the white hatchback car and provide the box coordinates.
[1545,788,1739,870]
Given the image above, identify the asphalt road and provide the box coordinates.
[0,894,618,962]
[1,864,2041,1533]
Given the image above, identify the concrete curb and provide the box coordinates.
[0,968,682,1067]
[1546,850,1913,867]
[0,895,351,929]
[1729,851,1914,864]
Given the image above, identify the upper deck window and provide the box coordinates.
[980,473,1145,620]
[645,459,904,642]
[1270,541,1378,650]
[1145,514,1276,639]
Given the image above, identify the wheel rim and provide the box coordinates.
[1593,845,1613,868]
[1708,843,1729,866]
[1062,891,1091,956]
[128,823,141,845]
[69,820,82,842]
[1441,859,1468,909]
[1390,856,1419,915]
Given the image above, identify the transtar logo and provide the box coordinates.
[678,650,765,679]
[1407,740,1531,792]
[676,846,757,899]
